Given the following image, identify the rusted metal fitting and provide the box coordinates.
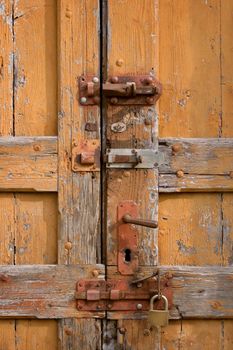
[172,143,182,154]
[176,170,184,178]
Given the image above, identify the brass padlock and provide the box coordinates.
[148,294,169,327]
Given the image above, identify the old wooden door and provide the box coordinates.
[0,0,233,349]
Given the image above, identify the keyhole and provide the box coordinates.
[124,248,131,262]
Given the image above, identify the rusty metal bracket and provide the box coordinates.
[118,201,139,275]
[78,75,162,106]
[72,139,100,172]
[76,274,173,312]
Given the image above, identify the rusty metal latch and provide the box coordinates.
[105,148,158,169]
[75,273,173,312]
[78,75,162,106]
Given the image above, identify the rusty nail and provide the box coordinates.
[65,328,73,336]
[92,269,99,277]
[116,59,124,67]
[96,305,101,310]
[172,143,182,153]
[136,282,143,288]
[111,76,119,83]
[136,303,143,310]
[146,97,154,105]
[93,76,99,83]
[33,144,41,151]
[143,329,151,336]
[143,77,153,85]
[93,96,100,104]
[144,118,151,125]
[107,304,112,309]
[123,171,130,177]
[78,304,83,310]
[80,97,87,104]
[176,170,184,178]
[119,327,126,335]
[65,241,72,250]
[110,97,118,105]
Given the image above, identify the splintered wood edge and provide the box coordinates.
[0,265,231,319]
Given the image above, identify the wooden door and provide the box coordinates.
[0,1,233,349]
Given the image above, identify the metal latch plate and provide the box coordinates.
[105,149,158,169]
[72,139,100,172]
[76,277,172,312]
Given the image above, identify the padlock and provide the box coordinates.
[148,294,169,327]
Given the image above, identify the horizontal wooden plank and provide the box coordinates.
[159,138,233,175]
[1,137,233,192]
[107,266,233,320]
[0,265,232,319]
[159,174,233,192]
[0,137,57,191]
[0,264,105,318]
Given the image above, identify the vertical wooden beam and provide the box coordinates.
[0,0,13,136]
[57,1,102,348]
[105,0,159,347]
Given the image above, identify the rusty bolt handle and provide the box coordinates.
[122,214,158,229]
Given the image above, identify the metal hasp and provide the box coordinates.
[105,149,158,169]
[76,274,173,312]
[78,75,162,105]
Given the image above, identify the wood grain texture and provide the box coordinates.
[107,265,233,320]
[159,193,223,265]
[159,174,233,192]
[159,0,221,138]
[0,0,13,135]
[159,138,233,175]
[0,136,57,191]
[0,264,104,318]
[14,0,57,136]
[15,320,58,350]
[57,0,101,348]
[221,0,233,137]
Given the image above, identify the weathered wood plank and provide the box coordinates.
[0,264,104,318]
[57,0,101,348]
[159,174,233,192]
[159,138,233,175]
[0,265,232,319]
[107,266,233,320]
[0,0,13,136]
[14,0,57,136]
[0,136,57,191]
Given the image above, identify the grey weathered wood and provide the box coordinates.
[107,266,233,320]
[159,174,233,192]
[0,265,231,319]
[159,138,233,175]
[0,136,57,191]
[0,264,104,318]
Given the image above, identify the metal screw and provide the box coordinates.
[110,97,118,105]
[176,170,184,178]
[143,77,153,85]
[111,76,119,83]
[116,59,124,67]
[92,269,99,277]
[65,241,72,250]
[136,303,143,310]
[136,282,142,288]
[143,329,151,336]
[118,327,126,335]
[93,76,99,83]
[146,97,154,105]
[80,97,87,104]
